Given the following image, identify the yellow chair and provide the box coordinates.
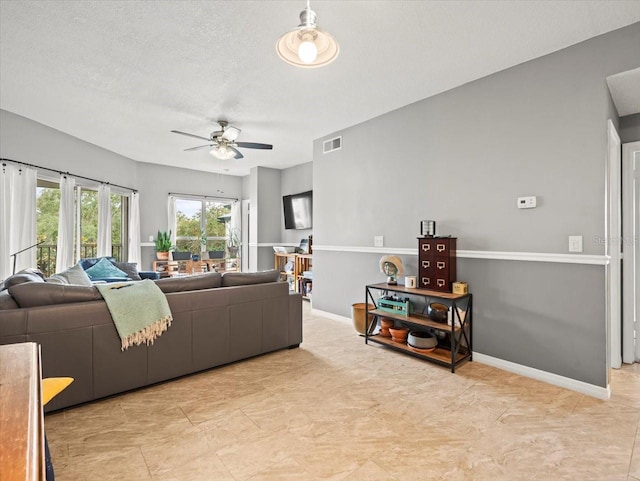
[42,377,73,480]
[41,377,74,406]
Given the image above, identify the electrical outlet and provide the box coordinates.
[374,236,384,247]
[569,235,583,253]
[517,196,537,209]
[149,235,154,242]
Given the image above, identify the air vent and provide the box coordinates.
[323,136,342,153]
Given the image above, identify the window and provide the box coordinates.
[35,178,129,276]
[78,190,127,260]
[36,180,61,276]
[175,199,231,255]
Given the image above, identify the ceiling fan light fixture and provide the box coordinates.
[173,121,272,159]
[276,1,339,68]
[210,144,236,160]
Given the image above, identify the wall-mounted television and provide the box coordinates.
[283,190,313,230]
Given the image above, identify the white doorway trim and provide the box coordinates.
[241,200,250,272]
[622,141,640,364]
[606,120,622,369]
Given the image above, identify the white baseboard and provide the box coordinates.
[310,308,351,324]
[473,352,611,400]
[309,310,611,400]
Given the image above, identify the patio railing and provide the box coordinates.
[36,244,122,277]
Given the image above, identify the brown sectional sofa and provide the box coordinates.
[0,270,302,412]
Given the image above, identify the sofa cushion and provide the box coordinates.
[3,268,47,289]
[0,290,19,309]
[46,275,69,285]
[50,264,94,286]
[112,262,142,281]
[154,272,222,293]
[78,256,116,270]
[85,258,128,281]
[8,282,102,308]
[221,270,280,287]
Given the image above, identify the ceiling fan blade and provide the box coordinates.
[184,144,213,151]
[229,147,244,159]
[222,126,241,141]
[235,142,273,150]
[171,130,211,142]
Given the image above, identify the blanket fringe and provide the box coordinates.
[120,316,173,351]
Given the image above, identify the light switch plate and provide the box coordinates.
[569,235,583,253]
[374,236,384,247]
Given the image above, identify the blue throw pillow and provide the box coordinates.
[84,257,128,280]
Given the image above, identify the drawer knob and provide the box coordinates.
[422,278,430,285]
[437,244,446,252]
[437,279,445,287]
[422,261,430,268]
[422,244,430,251]
[437,261,445,269]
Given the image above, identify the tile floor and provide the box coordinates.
[45,304,640,481]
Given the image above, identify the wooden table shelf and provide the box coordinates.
[365,283,472,372]
[367,308,462,333]
[0,343,46,481]
[368,334,469,366]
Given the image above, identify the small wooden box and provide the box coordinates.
[452,282,468,295]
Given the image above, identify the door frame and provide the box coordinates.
[241,199,250,271]
[622,141,640,363]
[606,119,622,369]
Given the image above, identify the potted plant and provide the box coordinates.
[172,250,192,261]
[199,229,208,259]
[227,227,240,258]
[155,230,173,260]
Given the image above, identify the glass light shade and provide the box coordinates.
[298,39,318,64]
[210,145,235,160]
[276,28,338,68]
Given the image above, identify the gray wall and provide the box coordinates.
[248,166,282,271]
[620,113,640,143]
[0,109,138,188]
[135,162,242,270]
[280,161,313,245]
[0,109,310,275]
[0,109,242,271]
[312,23,640,388]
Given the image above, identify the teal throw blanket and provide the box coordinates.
[96,279,173,351]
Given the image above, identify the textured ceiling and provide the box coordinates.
[607,68,640,117]
[1,1,639,176]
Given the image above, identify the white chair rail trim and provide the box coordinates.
[312,245,608,266]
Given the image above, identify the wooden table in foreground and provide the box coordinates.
[0,342,46,481]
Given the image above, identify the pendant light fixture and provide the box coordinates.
[276,0,339,68]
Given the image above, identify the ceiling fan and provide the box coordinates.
[171,121,273,160]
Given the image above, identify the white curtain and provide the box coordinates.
[55,174,76,272]
[128,192,141,265]
[229,200,240,244]
[167,195,176,246]
[0,164,37,280]
[75,186,82,261]
[97,184,112,257]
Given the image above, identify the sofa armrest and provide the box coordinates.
[139,271,160,280]
[91,277,132,283]
[288,292,303,347]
